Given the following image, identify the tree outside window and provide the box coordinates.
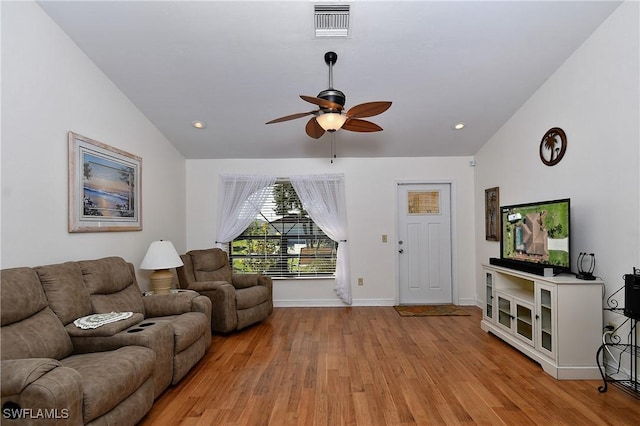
[229,182,337,278]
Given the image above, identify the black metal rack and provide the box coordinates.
[597,284,639,397]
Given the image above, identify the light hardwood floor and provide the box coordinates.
[140,307,639,425]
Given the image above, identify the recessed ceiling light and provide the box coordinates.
[452,122,465,130]
[192,121,206,129]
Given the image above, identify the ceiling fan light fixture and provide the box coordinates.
[316,112,347,132]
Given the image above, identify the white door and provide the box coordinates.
[398,183,452,304]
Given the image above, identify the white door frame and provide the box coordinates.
[395,180,458,305]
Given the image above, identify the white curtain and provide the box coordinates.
[215,174,277,248]
[290,173,351,304]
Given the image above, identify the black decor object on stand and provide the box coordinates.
[624,269,640,320]
[597,268,639,397]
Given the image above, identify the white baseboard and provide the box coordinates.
[274,298,477,308]
[274,299,346,308]
[457,297,478,306]
[274,298,397,308]
[351,298,397,306]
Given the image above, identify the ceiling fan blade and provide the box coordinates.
[266,111,316,124]
[300,95,343,111]
[342,118,383,133]
[305,117,326,139]
[346,101,392,119]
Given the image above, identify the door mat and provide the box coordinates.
[393,304,470,317]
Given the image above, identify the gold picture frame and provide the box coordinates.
[485,187,499,241]
[68,132,142,232]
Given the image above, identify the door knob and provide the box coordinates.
[399,249,404,254]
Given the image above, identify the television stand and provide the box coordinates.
[482,264,603,379]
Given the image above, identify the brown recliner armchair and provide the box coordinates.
[177,248,273,333]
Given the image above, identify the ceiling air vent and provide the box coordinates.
[314,5,350,38]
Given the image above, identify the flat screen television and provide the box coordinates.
[491,198,571,276]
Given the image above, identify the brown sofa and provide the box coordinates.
[1,256,212,425]
[177,248,273,333]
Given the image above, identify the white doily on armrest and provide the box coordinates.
[73,312,134,329]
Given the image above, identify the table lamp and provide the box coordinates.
[140,240,183,295]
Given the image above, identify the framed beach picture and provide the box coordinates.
[68,132,142,232]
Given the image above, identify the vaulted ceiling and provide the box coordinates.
[38,1,621,159]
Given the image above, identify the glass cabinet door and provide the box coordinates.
[485,272,494,319]
[515,302,534,345]
[497,295,512,329]
[537,284,554,357]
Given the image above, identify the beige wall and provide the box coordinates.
[186,157,476,306]
[474,2,639,313]
[1,2,187,291]
[3,1,636,308]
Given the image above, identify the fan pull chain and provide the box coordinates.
[330,133,336,163]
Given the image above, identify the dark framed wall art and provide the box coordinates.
[485,187,500,241]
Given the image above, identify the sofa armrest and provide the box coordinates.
[232,274,272,314]
[69,321,174,399]
[258,275,273,315]
[1,359,83,425]
[190,294,212,320]
[180,280,230,293]
[231,273,273,289]
[257,274,272,289]
[65,313,145,338]
[1,359,63,396]
[142,289,209,317]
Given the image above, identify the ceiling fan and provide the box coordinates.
[266,51,392,139]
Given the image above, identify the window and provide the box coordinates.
[228,182,338,278]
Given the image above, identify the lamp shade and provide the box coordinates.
[140,240,183,270]
[316,112,347,131]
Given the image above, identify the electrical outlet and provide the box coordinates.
[382,234,388,243]
[607,322,618,337]
[357,277,364,286]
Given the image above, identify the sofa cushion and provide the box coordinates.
[1,267,49,325]
[89,285,145,314]
[236,286,269,310]
[189,249,233,283]
[60,346,155,423]
[78,257,145,315]
[1,307,74,361]
[1,267,73,360]
[36,262,93,325]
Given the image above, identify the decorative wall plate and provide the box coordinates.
[539,127,567,166]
